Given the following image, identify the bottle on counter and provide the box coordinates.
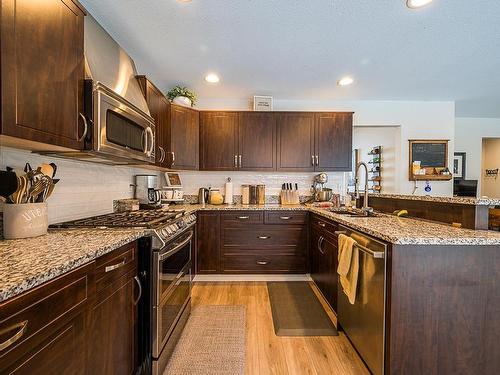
[241,185,250,205]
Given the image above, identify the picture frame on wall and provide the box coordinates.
[253,95,273,111]
[453,152,466,179]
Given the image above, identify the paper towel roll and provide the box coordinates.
[224,178,233,204]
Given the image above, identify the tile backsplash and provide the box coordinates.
[1,147,348,224]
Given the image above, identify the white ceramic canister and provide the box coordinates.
[3,202,48,239]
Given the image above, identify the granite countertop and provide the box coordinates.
[369,193,500,206]
[3,202,500,303]
[0,227,149,303]
[178,203,500,245]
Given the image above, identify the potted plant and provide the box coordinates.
[166,86,197,107]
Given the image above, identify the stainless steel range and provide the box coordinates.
[52,208,196,375]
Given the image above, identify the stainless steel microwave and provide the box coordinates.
[83,81,155,164]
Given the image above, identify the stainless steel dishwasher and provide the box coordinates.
[336,224,387,375]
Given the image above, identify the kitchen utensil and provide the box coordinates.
[10,175,28,204]
[49,163,58,177]
[0,171,18,199]
[39,163,55,177]
[315,188,333,202]
[198,188,209,204]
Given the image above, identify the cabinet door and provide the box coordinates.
[310,229,322,290]
[238,112,276,171]
[320,234,339,312]
[277,113,315,171]
[171,105,199,170]
[88,273,138,375]
[315,113,353,171]
[200,112,238,170]
[1,0,86,149]
[196,212,220,273]
[139,77,171,168]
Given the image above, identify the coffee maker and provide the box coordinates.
[134,175,161,208]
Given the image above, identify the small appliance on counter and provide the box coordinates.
[198,187,210,204]
[160,172,184,204]
[313,173,332,202]
[134,175,161,209]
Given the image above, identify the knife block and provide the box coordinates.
[280,190,300,205]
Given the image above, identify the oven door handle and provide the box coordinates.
[159,232,193,261]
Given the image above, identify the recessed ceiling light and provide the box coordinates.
[406,0,433,9]
[177,0,192,3]
[205,73,220,83]
[337,76,354,86]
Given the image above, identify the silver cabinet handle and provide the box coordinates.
[256,261,268,265]
[315,155,319,166]
[133,276,142,306]
[318,221,326,227]
[238,155,242,168]
[234,155,238,168]
[237,216,250,220]
[318,236,325,254]
[334,230,347,235]
[0,320,28,351]
[105,259,126,273]
[311,155,315,166]
[171,151,175,166]
[77,113,88,142]
[257,236,270,239]
[279,216,291,220]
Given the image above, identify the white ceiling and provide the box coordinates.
[80,0,500,118]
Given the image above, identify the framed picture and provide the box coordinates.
[453,152,466,179]
[253,95,273,111]
[164,172,182,187]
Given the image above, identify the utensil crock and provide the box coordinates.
[3,202,48,239]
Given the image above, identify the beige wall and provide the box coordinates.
[481,138,500,198]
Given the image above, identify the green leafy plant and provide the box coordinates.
[166,86,197,107]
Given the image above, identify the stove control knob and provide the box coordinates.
[169,225,177,233]
[161,228,169,237]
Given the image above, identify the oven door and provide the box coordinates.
[152,230,193,358]
[94,83,155,163]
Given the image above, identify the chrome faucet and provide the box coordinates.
[355,162,373,215]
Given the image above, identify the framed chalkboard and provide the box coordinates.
[409,140,450,180]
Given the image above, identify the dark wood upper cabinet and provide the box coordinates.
[238,112,276,171]
[0,0,87,149]
[137,76,170,168]
[170,104,199,170]
[199,112,238,171]
[276,113,315,172]
[315,112,353,171]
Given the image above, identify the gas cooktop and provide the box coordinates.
[51,208,186,229]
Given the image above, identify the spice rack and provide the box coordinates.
[368,146,382,193]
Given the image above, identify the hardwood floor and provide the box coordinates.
[191,282,369,375]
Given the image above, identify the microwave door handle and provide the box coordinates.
[141,129,147,154]
[145,127,154,156]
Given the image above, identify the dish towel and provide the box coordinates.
[337,234,359,304]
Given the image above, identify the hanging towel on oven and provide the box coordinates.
[337,234,359,304]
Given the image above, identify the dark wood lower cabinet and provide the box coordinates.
[196,211,221,273]
[0,241,139,375]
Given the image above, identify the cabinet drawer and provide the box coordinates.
[95,241,137,292]
[0,263,92,358]
[223,254,307,273]
[221,211,263,225]
[311,214,338,236]
[265,210,308,224]
[222,226,307,248]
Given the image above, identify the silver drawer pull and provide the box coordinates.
[0,320,28,351]
[318,222,326,227]
[257,236,270,239]
[237,216,250,220]
[279,216,291,220]
[256,261,268,265]
[105,259,126,273]
[334,230,347,235]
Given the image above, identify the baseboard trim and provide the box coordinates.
[193,274,312,282]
